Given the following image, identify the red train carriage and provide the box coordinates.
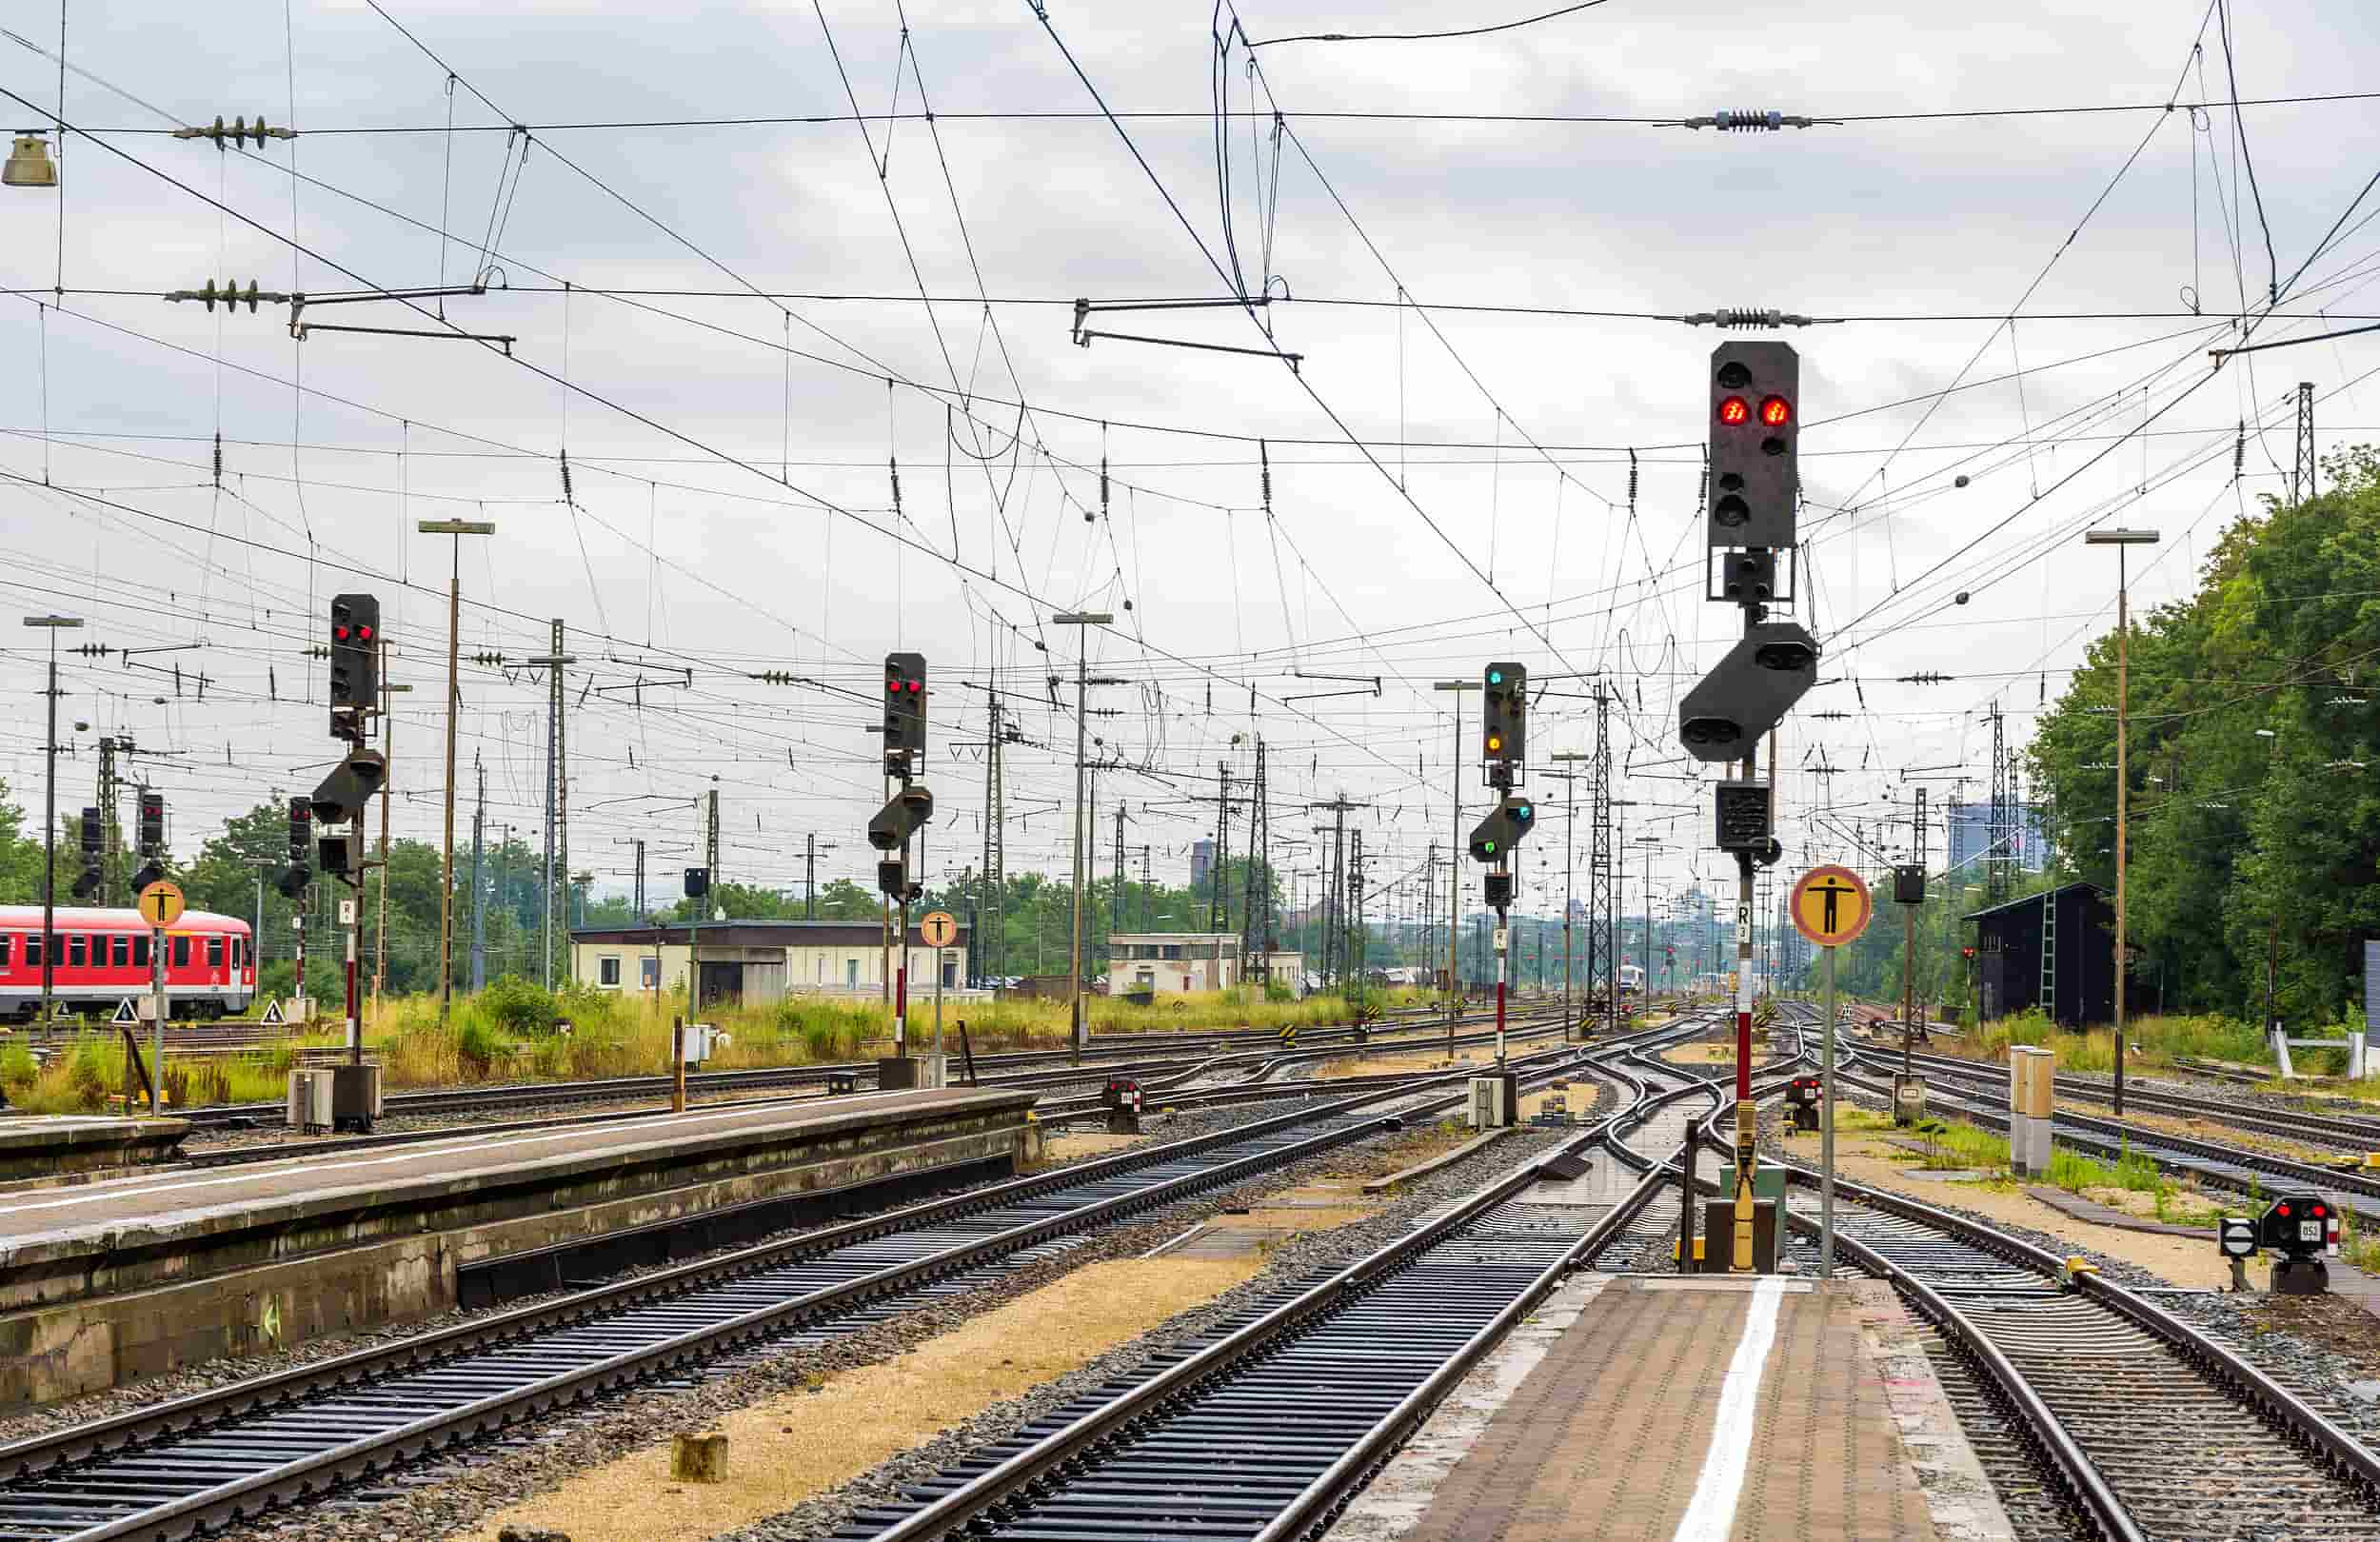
[0,905,255,1020]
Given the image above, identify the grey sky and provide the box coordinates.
[3,0,2373,928]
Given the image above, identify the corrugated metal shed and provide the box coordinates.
[1964,883,2115,1026]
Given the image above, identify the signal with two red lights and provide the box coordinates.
[883,650,928,772]
[327,592,381,739]
[1706,341,1800,553]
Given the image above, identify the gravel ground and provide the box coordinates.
[204,1116,1577,1542]
[710,1124,1584,1542]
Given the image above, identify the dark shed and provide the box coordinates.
[1965,882,2116,1027]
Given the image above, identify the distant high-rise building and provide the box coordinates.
[1944,801,2050,879]
[1190,839,1215,892]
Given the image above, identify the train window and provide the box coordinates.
[172,936,189,968]
[0,935,10,969]
[231,938,244,968]
[25,934,41,967]
[133,935,149,968]
[69,936,87,968]
[111,936,129,967]
[207,938,224,968]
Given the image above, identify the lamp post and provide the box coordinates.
[2084,527,2158,1117]
[1433,682,1482,1051]
[23,615,81,1025]
[1052,612,1114,1065]
[417,517,496,1025]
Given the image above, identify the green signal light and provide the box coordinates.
[1482,840,1498,854]
[1486,669,1504,685]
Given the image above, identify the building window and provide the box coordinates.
[69,936,87,968]
[172,936,190,967]
[207,938,225,968]
[642,957,661,989]
[942,959,957,988]
[112,936,129,967]
[599,956,622,986]
[846,958,860,987]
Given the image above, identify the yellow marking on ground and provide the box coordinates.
[465,1255,1264,1542]
[1044,1129,1140,1160]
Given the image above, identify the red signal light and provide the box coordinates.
[887,682,900,694]
[2278,1203,2292,1217]
[1717,396,1751,426]
[334,624,350,641]
[907,681,922,693]
[356,624,373,641]
[1759,395,1793,427]
[2315,1204,2328,1217]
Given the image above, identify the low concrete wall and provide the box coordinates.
[0,1116,188,1185]
[0,1092,1031,1408]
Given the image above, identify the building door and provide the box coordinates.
[697,960,743,1010]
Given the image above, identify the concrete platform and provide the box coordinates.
[0,1115,190,1185]
[0,1085,1034,1408]
[1329,1275,1997,1542]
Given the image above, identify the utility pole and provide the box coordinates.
[2293,380,2316,503]
[1348,828,1366,1007]
[1432,680,1481,1038]
[417,516,494,1026]
[1210,760,1233,933]
[704,786,721,895]
[469,759,487,992]
[522,626,574,991]
[94,733,125,906]
[372,654,410,1009]
[25,614,82,1026]
[1544,766,1579,1039]
[803,835,840,919]
[1241,737,1271,983]
[1053,612,1117,1063]
[2085,527,2158,1117]
[979,688,1005,979]
[1111,804,1125,935]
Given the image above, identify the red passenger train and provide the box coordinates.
[0,905,255,1020]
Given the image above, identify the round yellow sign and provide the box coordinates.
[137,879,187,930]
[1789,864,1872,948]
[920,910,958,948]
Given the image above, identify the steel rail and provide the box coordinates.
[863,1084,1669,1542]
[0,1029,1677,1540]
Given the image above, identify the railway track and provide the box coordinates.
[0,1022,1667,1542]
[1679,1018,2380,1538]
[1764,1155,2380,1539]
[826,1016,1789,1542]
[169,1003,1562,1131]
[177,1014,1579,1168]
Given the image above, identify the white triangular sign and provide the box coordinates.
[259,997,285,1025]
[110,997,138,1025]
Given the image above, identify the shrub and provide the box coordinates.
[478,975,556,1037]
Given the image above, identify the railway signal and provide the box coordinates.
[279,797,311,898]
[1707,341,1798,550]
[72,806,103,899]
[307,751,387,834]
[1677,621,1819,761]
[1480,662,1526,785]
[131,791,167,892]
[883,651,926,779]
[327,593,380,741]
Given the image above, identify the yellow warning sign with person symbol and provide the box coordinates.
[136,879,186,930]
[1789,864,1872,949]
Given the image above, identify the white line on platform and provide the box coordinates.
[1670,1275,1787,1542]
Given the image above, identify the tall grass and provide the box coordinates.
[1951,1008,2274,1074]
[0,979,1424,1110]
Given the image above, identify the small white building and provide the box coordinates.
[570,918,975,1010]
[1247,950,1306,997]
[1106,932,1243,998]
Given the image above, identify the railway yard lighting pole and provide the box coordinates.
[24,614,81,1026]
[417,517,495,1028]
[2084,527,2157,1117]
